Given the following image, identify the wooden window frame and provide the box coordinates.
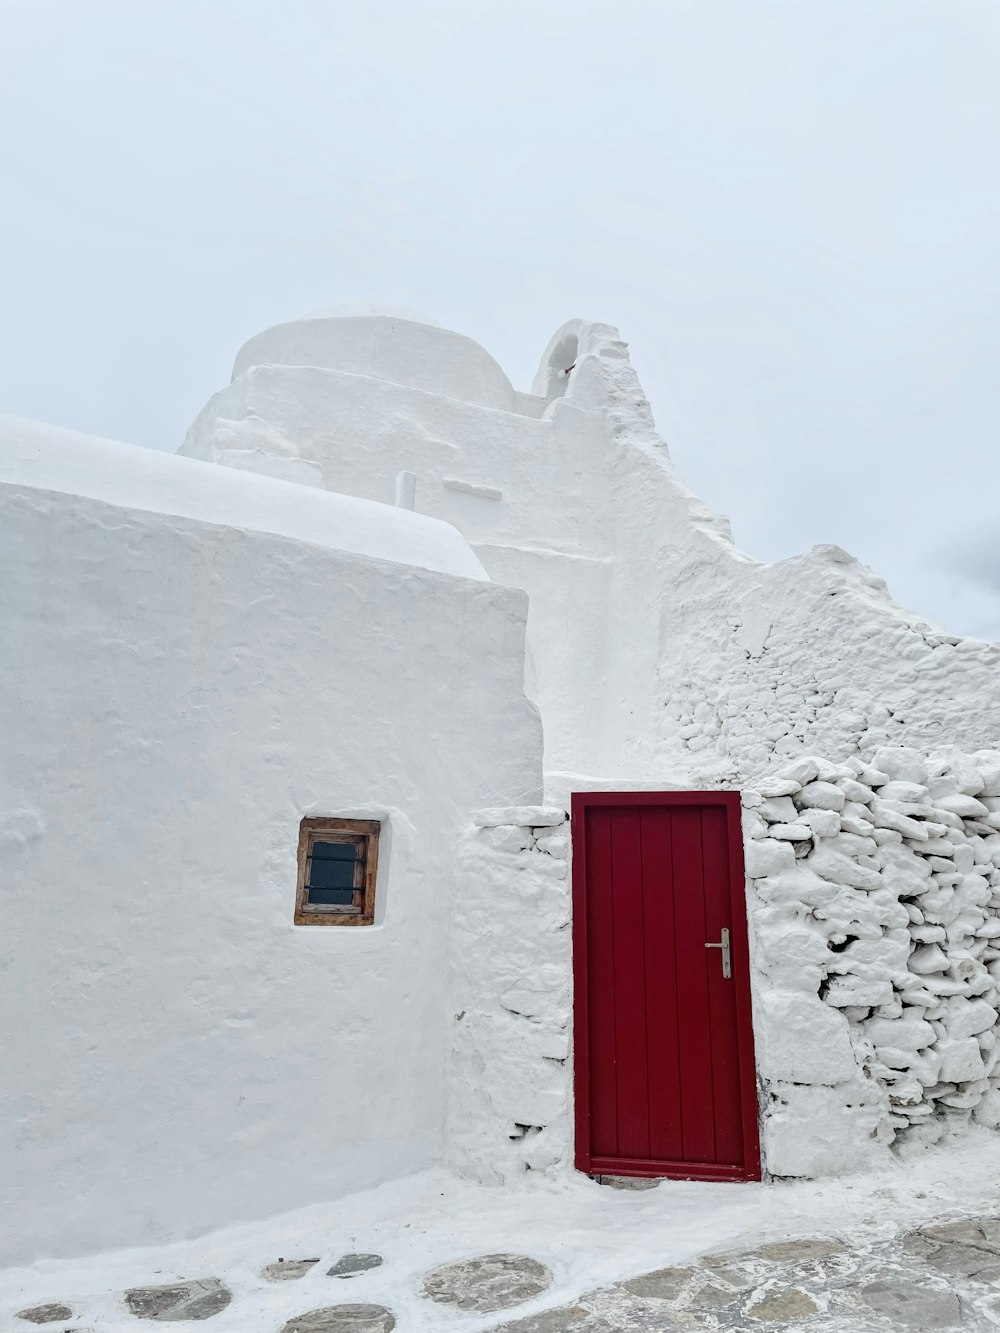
[294,817,381,927]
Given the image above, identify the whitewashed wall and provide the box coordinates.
[746,746,1000,1177]
[446,806,572,1181]
[451,745,1000,1186]
[0,440,541,1265]
[179,312,1000,788]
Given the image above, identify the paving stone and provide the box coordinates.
[281,1306,395,1333]
[748,1238,847,1264]
[16,1306,75,1324]
[261,1260,320,1281]
[685,1280,741,1311]
[919,1221,996,1248]
[327,1254,382,1279]
[421,1253,552,1313]
[903,1227,1000,1283]
[124,1279,232,1321]
[698,1257,757,1289]
[744,1285,818,1322]
[485,1305,602,1332]
[859,1281,962,1329]
[620,1267,694,1300]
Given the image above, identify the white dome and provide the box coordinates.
[232,312,514,411]
[302,302,442,327]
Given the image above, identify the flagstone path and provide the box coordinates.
[13,1215,1000,1331]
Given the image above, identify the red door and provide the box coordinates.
[572,791,760,1182]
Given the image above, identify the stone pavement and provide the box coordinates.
[14,1216,1000,1331]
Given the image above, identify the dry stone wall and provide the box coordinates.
[445,807,572,1183]
[661,544,1000,785]
[451,750,1000,1184]
[747,746,1000,1177]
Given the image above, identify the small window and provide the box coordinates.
[295,818,380,926]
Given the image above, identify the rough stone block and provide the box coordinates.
[808,844,880,891]
[938,1037,987,1082]
[756,990,857,1085]
[744,838,796,878]
[798,781,847,811]
[873,748,928,784]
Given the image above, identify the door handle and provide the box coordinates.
[705,928,732,979]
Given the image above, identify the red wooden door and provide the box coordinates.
[572,791,760,1181]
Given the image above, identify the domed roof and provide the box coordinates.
[302,302,443,327]
[232,309,514,411]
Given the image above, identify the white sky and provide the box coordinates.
[2,0,999,638]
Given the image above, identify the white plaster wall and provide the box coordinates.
[179,313,1000,788]
[0,466,541,1264]
[177,310,1000,1183]
[1,414,487,583]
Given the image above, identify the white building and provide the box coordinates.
[3,307,1000,1265]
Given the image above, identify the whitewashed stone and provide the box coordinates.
[534,835,567,857]
[974,1089,1000,1127]
[866,1014,935,1051]
[797,808,841,838]
[910,944,951,975]
[873,748,928,784]
[757,990,857,1085]
[754,918,831,992]
[809,845,880,891]
[878,781,930,805]
[757,778,802,797]
[482,826,533,854]
[874,804,928,840]
[759,796,798,823]
[936,793,990,819]
[744,839,796,878]
[824,975,894,1008]
[769,823,813,841]
[798,781,846,811]
[833,831,877,857]
[838,778,874,804]
[763,1081,885,1177]
[944,999,998,1039]
[774,757,822,786]
[938,1037,987,1082]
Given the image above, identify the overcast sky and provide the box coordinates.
[2,0,998,639]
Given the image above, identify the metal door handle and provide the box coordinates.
[705,927,731,979]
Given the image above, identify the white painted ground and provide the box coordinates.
[5,1134,1000,1332]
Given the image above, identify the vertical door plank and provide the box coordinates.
[640,805,683,1161]
[670,805,717,1163]
[701,804,745,1167]
[585,806,619,1157]
[609,806,650,1158]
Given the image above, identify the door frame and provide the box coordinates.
[571,790,761,1182]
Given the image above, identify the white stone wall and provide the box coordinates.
[452,746,1000,1185]
[445,807,572,1182]
[747,747,1000,1177]
[0,461,541,1264]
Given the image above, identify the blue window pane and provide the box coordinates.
[307,887,356,906]
[311,841,358,862]
[308,857,356,890]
